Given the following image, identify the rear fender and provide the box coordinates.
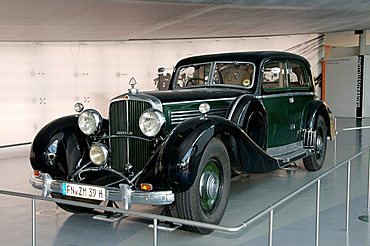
[227,94,266,127]
[302,100,335,140]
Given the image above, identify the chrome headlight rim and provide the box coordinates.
[139,109,166,137]
[89,143,109,166]
[78,109,103,136]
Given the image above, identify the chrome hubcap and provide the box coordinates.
[200,171,220,201]
[316,135,323,155]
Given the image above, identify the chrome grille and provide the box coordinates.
[170,107,228,125]
[109,99,152,173]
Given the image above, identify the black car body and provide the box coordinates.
[30,51,335,234]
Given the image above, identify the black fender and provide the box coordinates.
[29,115,87,179]
[227,94,266,127]
[302,100,335,140]
[137,116,280,192]
[227,94,268,150]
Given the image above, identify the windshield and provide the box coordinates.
[174,62,255,89]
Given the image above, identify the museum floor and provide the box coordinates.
[1,118,370,245]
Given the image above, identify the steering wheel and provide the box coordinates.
[185,78,206,87]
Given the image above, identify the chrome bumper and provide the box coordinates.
[29,173,175,210]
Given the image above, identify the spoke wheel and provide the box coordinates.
[175,138,231,234]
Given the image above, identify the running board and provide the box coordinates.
[274,148,314,168]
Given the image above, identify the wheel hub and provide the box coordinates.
[200,171,220,201]
[316,135,323,154]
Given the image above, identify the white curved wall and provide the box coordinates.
[0,34,321,146]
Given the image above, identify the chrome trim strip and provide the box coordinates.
[256,92,314,99]
[126,98,130,168]
[163,97,235,105]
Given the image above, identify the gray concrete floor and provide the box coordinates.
[1,117,370,245]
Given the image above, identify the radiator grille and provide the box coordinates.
[109,100,152,173]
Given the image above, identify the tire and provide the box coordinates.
[303,116,328,171]
[175,138,231,234]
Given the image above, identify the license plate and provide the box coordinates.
[62,183,106,201]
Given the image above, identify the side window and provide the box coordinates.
[287,61,309,90]
[213,62,254,87]
[262,60,288,91]
[176,63,211,87]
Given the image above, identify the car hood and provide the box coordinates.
[142,87,249,104]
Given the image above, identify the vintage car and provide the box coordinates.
[30,51,335,234]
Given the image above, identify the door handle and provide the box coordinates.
[289,97,294,104]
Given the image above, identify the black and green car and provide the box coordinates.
[30,51,335,234]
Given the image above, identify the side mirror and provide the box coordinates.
[158,67,165,74]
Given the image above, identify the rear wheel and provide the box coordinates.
[303,116,328,171]
[175,138,231,234]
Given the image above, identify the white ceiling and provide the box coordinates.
[0,0,370,42]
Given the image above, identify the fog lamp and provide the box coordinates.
[89,143,109,166]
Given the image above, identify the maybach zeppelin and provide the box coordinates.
[30,51,335,234]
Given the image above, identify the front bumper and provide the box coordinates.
[30,172,175,210]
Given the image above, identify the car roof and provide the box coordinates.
[175,51,310,68]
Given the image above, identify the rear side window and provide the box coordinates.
[263,59,310,92]
[286,61,310,90]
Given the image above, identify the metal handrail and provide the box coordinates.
[1,121,369,245]
[0,142,31,149]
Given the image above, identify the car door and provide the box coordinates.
[261,59,292,148]
[286,60,315,141]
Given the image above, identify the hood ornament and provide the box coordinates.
[128,77,138,94]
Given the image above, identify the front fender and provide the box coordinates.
[29,115,86,178]
[137,116,280,192]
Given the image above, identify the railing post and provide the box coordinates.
[153,218,158,246]
[359,149,370,222]
[268,209,274,246]
[345,161,351,231]
[368,149,370,217]
[32,198,36,246]
[315,179,321,246]
[334,117,337,165]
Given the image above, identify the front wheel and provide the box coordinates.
[175,138,231,234]
[303,116,328,171]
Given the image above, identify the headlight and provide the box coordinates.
[89,143,109,166]
[139,109,165,137]
[78,109,102,135]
